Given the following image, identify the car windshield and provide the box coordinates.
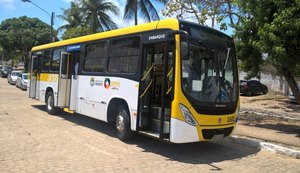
[23,74,28,80]
[12,72,19,76]
[3,66,11,71]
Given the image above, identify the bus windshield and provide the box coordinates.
[180,22,238,108]
[182,43,237,103]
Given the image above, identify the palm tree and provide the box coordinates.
[80,0,120,32]
[57,1,83,32]
[124,0,167,25]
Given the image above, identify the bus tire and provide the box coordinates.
[46,91,58,115]
[115,105,133,141]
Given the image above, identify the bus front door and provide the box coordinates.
[139,43,173,139]
[57,52,71,107]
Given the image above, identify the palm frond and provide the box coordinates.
[144,0,160,21]
[139,0,151,22]
[124,0,136,20]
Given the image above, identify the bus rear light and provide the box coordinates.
[179,104,198,126]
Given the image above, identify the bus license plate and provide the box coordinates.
[212,134,224,141]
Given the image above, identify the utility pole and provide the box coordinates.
[21,0,54,43]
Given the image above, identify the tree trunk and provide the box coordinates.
[282,67,300,103]
[134,0,138,25]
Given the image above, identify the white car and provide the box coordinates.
[7,71,22,85]
[16,73,28,90]
[289,86,300,104]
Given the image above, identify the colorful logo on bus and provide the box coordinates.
[104,78,110,89]
[90,77,95,87]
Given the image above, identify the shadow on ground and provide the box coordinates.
[245,123,300,139]
[32,104,260,165]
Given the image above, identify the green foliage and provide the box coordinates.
[0,16,51,70]
[80,0,119,32]
[59,0,120,35]
[57,1,83,32]
[235,0,300,101]
[62,26,93,40]
[124,0,167,25]
[162,0,240,30]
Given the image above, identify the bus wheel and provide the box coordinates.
[116,105,133,141]
[46,91,58,115]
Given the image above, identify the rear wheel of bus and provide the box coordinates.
[116,105,133,141]
[46,91,58,115]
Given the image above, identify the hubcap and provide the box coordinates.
[116,114,125,133]
[47,95,53,110]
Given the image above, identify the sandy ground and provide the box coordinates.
[237,93,300,148]
[240,93,300,118]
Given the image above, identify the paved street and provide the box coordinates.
[0,78,299,173]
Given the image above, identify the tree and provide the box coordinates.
[57,1,83,32]
[235,0,300,102]
[62,26,93,40]
[0,16,51,71]
[124,0,167,25]
[162,0,240,30]
[80,0,119,32]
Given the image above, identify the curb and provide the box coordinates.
[229,135,300,159]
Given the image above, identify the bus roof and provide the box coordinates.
[31,19,180,52]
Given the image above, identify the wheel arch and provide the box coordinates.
[45,86,55,104]
[106,97,131,124]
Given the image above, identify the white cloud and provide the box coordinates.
[0,0,16,11]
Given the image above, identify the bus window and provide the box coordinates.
[42,50,52,72]
[83,42,107,73]
[108,36,140,74]
[51,48,64,72]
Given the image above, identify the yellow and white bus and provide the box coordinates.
[29,19,239,143]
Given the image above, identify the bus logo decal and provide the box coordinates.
[90,77,95,87]
[218,118,222,124]
[104,78,110,89]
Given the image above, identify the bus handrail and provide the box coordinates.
[139,79,153,98]
[141,64,154,82]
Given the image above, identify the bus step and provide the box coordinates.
[151,119,170,133]
[139,131,159,138]
[139,131,170,141]
[151,107,170,119]
[64,108,74,114]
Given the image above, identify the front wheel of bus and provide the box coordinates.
[116,105,133,141]
[46,91,58,115]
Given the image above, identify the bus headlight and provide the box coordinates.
[179,104,198,126]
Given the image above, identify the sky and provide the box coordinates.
[0,0,232,38]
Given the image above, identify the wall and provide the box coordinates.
[239,71,300,95]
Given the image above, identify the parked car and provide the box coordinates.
[16,73,28,90]
[0,65,12,78]
[240,80,268,96]
[7,71,22,85]
[289,86,300,104]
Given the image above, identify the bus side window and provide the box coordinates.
[51,48,64,72]
[42,50,52,72]
[83,42,107,73]
[108,36,140,74]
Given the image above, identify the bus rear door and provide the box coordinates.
[29,56,39,99]
[57,52,71,107]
